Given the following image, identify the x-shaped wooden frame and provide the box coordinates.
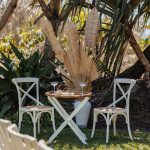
[47,96,89,145]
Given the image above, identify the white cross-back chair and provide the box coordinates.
[7,124,54,150]
[12,77,56,138]
[0,119,12,150]
[91,78,136,143]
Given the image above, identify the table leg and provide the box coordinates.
[47,97,89,144]
[51,97,88,140]
[48,117,87,144]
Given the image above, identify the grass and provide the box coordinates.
[7,114,150,150]
[20,124,150,150]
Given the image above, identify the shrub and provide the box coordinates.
[0,43,55,117]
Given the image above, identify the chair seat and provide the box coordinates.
[95,107,126,114]
[22,105,53,111]
[12,77,56,138]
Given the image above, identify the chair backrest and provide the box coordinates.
[7,124,38,150]
[108,78,136,110]
[38,140,54,150]
[0,119,12,150]
[12,77,43,108]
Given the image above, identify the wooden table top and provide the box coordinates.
[45,91,92,100]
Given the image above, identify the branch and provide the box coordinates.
[38,0,56,21]
[34,0,51,24]
[49,0,60,18]
[59,4,73,21]
[34,13,44,24]
[59,2,91,22]
[127,28,150,72]
[0,0,18,32]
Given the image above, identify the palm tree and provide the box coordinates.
[93,0,150,76]
[35,0,149,77]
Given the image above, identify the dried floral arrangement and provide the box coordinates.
[40,8,100,93]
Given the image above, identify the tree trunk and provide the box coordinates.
[127,29,150,73]
[38,0,60,60]
[118,45,150,79]
[0,0,18,32]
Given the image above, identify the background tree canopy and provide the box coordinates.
[1,0,149,77]
[0,0,149,116]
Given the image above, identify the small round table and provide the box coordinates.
[45,92,92,145]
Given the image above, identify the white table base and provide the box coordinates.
[47,96,89,145]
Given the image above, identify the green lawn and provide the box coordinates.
[21,125,150,150]
[8,114,150,150]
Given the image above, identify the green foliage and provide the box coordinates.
[139,25,150,50]
[71,9,88,30]
[62,0,150,77]
[0,43,55,117]
[139,37,150,50]
[0,27,44,57]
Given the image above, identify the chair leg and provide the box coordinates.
[38,114,41,134]
[51,109,56,132]
[126,117,133,140]
[18,112,23,131]
[113,116,117,136]
[91,111,97,138]
[33,111,36,138]
[106,113,110,143]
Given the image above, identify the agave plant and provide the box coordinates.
[0,43,55,116]
[39,8,101,93]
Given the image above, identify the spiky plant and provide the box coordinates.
[0,43,55,116]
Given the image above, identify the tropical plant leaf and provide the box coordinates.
[0,98,14,117]
[0,52,12,64]
[0,80,15,92]
[38,64,54,77]
[10,42,25,61]
[38,52,48,67]
[0,66,8,76]
[25,52,39,69]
